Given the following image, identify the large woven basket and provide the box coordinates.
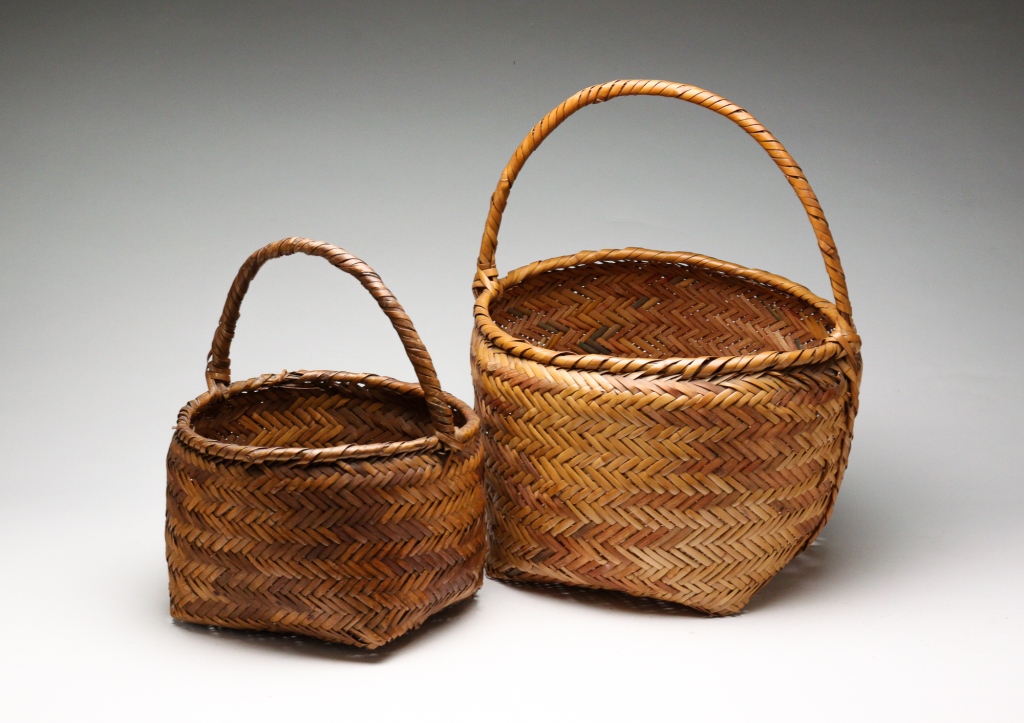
[167,237,484,648]
[472,80,862,615]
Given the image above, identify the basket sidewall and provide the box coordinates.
[471,321,856,614]
[165,426,485,648]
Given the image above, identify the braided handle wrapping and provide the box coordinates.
[206,237,459,448]
[474,79,854,328]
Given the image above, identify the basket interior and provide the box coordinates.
[490,260,833,358]
[191,380,455,449]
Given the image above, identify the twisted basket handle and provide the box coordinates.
[206,237,459,448]
[474,79,855,327]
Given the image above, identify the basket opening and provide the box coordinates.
[490,260,833,359]
[191,380,461,449]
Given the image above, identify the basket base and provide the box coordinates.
[486,551,783,616]
[169,573,483,649]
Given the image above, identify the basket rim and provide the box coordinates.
[174,369,479,464]
[474,247,861,379]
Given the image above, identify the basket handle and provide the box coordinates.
[474,79,854,327]
[205,237,460,449]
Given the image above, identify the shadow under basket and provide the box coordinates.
[167,238,485,649]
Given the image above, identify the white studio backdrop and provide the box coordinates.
[0,2,1021,720]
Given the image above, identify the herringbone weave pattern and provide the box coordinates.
[167,238,485,648]
[472,80,862,614]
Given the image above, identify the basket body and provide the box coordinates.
[167,373,485,647]
[473,255,859,614]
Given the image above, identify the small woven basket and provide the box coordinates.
[167,237,484,648]
[472,80,862,615]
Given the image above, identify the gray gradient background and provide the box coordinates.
[1,1,1022,719]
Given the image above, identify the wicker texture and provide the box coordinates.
[167,237,485,648]
[472,80,862,615]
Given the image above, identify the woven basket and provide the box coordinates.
[167,237,484,648]
[471,80,862,615]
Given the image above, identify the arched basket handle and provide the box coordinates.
[474,79,855,329]
[206,237,460,449]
